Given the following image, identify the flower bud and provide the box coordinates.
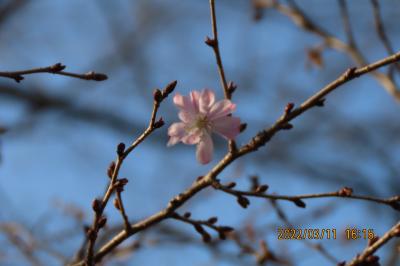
[107,161,116,178]
[98,216,107,228]
[92,199,102,213]
[117,142,125,157]
[153,89,163,102]
[163,80,177,96]
[205,36,216,47]
[154,117,165,128]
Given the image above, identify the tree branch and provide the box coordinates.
[257,0,400,101]
[0,63,107,83]
[212,181,400,211]
[83,81,176,266]
[370,0,400,73]
[345,221,400,266]
[206,0,230,99]
[206,0,238,153]
[72,49,400,266]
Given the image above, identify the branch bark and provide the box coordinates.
[72,49,400,266]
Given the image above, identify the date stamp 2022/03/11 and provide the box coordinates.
[277,228,376,240]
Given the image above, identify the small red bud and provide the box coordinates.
[226,182,236,189]
[113,198,121,210]
[237,196,250,208]
[92,199,102,213]
[220,226,234,232]
[281,123,293,130]
[98,216,107,228]
[227,81,237,94]
[208,217,218,224]
[115,178,129,192]
[50,63,66,72]
[162,80,177,96]
[107,161,116,178]
[255,185,269,193]
[154,117,165,128]
[285,102,295,115]
[338,187,353,197]
[205,36,216,47]
[85,71,108,81]
[315,98,325,107]
[239,123,247,133]
[153,89,163,102]
[117,142,125,157]
[86,228,97,240]
[293,199,306,208]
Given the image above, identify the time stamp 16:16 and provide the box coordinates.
[277,228,375,240]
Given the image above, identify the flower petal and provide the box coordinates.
[178,110,196,123]
[199,89,215,114]
[211,116,241,140]
[207,99,236,120]
[190,90,201,113]
[173,93,196,114]
[167,122,186,146]
[196,133,213,164]
[182,128,202,145]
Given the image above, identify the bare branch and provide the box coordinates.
[207,0,237,153]
[72,49,400,266]
[338,0,356,47]
[171,212,234,243]
[212,181,400,211]
[0,63,107,83]
[258,0,400,101]
[370,0,400,73]
[206,0,230,99]
[345,221,400,266]
[83,81,176,266]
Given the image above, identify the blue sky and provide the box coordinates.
[0,1,399,265]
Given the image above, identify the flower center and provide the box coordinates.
[195,116,208,129]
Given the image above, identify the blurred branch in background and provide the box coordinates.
[71,10,400,265]
[0,83,139,134]
[0,0,27,26]
[253,0,400,101]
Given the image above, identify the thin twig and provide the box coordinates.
[338,0,356,47]
[263,0,400,101]
[238,51,400,157]
[346,221,400,266]
[207,0,237,152]
[114,192,131,232]
[212,181,400,210]
[72,49,400,266]
[83,81,176,266]
[370,0,400,73]
[171,212,233,243]
[207,0,230,99]
[0,223,42,266]
[0,63,107,83]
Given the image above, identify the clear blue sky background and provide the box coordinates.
[0,1,399,265]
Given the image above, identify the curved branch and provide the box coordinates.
[261,0,400,101]
[346,221,400,266]
[83,81,176,266]
[72,49,400,266]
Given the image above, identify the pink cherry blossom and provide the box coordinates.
[167,89,241,164]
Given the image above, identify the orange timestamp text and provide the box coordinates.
[277,228,337,240]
